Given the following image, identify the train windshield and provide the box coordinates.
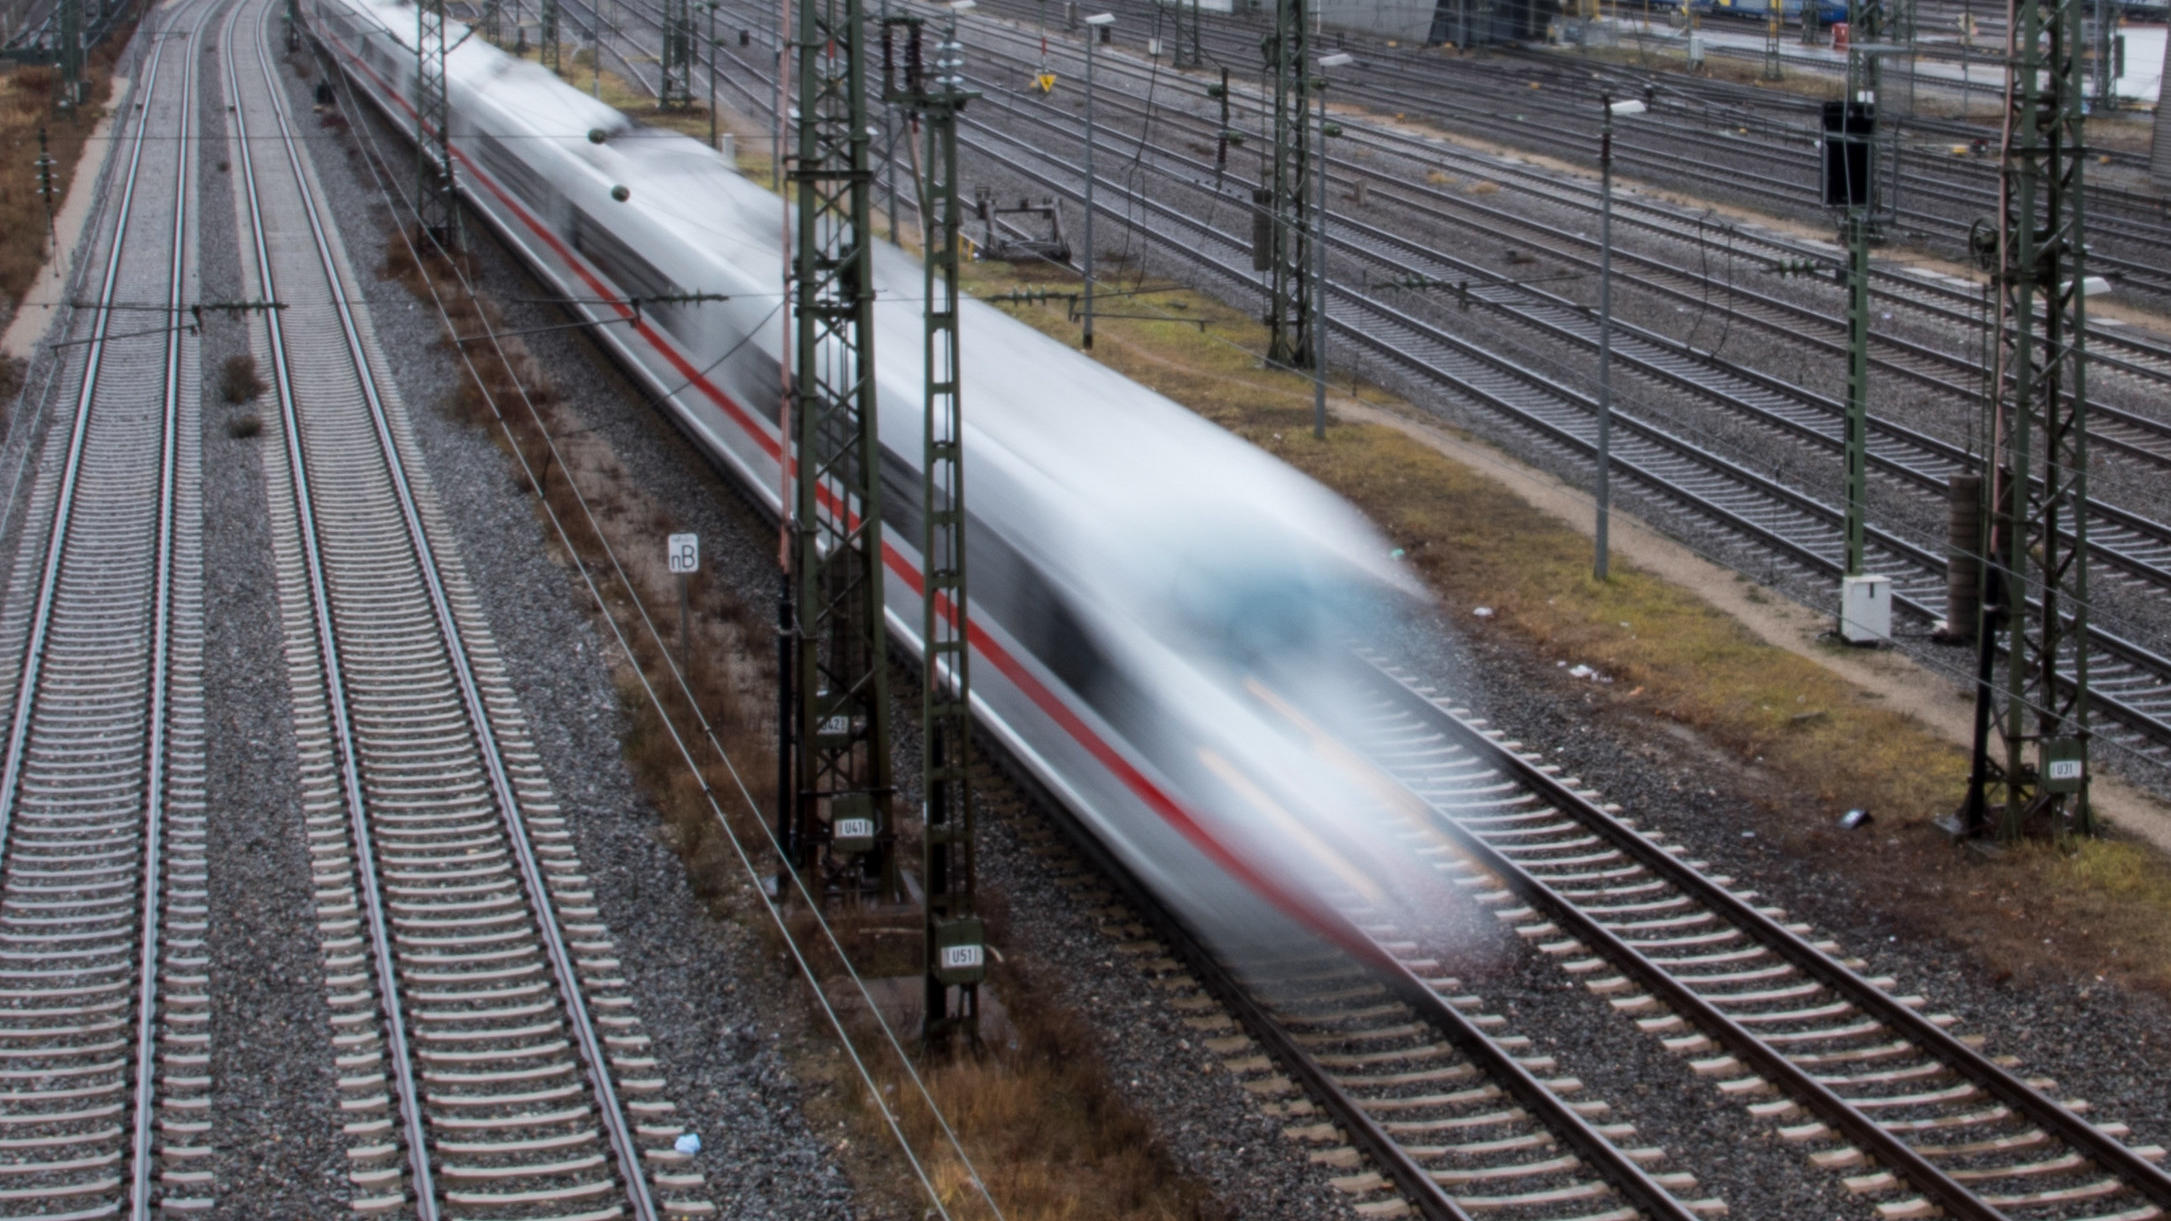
[1166,556,1366,669]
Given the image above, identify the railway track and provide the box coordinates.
[957,4,2171,445]
[1344,654,2171,1221]
[982,0,2171,303]
[991,744,1732,1221]
[0,3,214,1214]
[226,0,713,1212]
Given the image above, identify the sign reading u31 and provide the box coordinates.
[667,533,699,574]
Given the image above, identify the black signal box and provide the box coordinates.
[1821,101,1875,208]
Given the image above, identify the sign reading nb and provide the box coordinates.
[667,533,699,574]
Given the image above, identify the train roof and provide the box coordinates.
[416,9,1421,604]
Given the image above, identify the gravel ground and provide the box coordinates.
[967,790,1373,1218]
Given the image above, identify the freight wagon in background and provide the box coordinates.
[1232,0,1561,46]
[1694,0,1851,26]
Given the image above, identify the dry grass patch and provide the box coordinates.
[219,353,268,403]
[0,26,137,314]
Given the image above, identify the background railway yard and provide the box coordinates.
[0,0,2167,1214]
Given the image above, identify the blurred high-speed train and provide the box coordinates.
[304,0,1445,957]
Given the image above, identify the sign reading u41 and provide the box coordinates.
[667,533,699,574]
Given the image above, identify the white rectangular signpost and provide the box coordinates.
[668,533,698,677]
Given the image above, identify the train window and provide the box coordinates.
[878,445,919,541]
[976,534,1115,712]
[571,211,694,343]
[469,133,552,213]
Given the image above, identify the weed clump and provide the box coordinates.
[227,414,263,439]
[218,353,267,404]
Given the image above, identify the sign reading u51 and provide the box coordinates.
[667,533,699,574]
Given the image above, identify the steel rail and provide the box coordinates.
[1357,658,2171,1220]
[0,11,171,870]
[241,2,659,1212]
[998,0,2171,319]
[130,3,198,1210]
[1119,8,2171,292]
[0,12,198,1213]
[221,5,442,1212]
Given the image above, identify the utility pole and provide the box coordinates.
[1312,53,1349,440]
[883,13,985,1052]
[417,0,461,249]
[540,0,561,72]
[1838,0,1885,582]
[787,0,896,900]
[661,0,694,108]
[1082,12,1113,348]
[1596,97,1627,580]
[1263,0,1311,368]
[1173,0,1202,68]
[2091,0,2116,111]
[1957,0,2094,839]
[57,0,82,114]
[1763,12,1782,80]
[2155,39,2171,182]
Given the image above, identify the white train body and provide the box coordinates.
[307,0,1439,956]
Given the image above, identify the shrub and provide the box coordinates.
[218,353,267,404]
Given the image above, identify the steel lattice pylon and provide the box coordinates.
[660,0,694,108]
[1960,0,2093,838]
[1262,0,1310,368]
[788,0,894,898]
[883,15,984,1049]
[416,0,460,247]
